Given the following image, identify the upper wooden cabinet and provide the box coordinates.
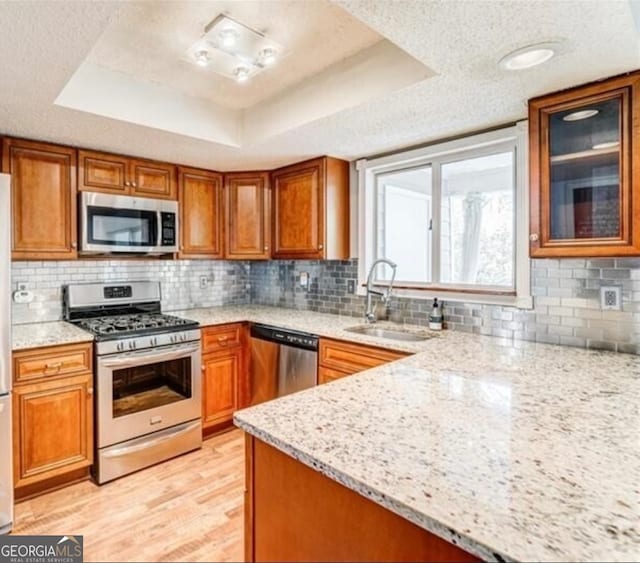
[2,137,78,260]
[78,150,177,200]
[178,166,223,259]
[529,72,640,257]
[271,157,350,260]
[225,172,271,260]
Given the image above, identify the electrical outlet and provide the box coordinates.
[600,286,622,310]
[347,280,355,294]
[199,276,209,289]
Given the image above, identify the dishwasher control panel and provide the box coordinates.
[251,324,318,351]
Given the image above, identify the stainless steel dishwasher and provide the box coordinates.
[249,324,318,406]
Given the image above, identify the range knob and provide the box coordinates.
[150,337,158,347]
[128,341,136,350]
[117,342,124,352]
[170,334,177,343]
[180,333,187,342]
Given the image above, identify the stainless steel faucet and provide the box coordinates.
[365,258,397,323]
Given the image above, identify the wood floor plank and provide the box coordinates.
[12,429,245,563]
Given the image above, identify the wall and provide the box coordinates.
[11,260,250,325]
[12,256,640,355]
[250,258,640,354]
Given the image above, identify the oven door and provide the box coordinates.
[80,192,177,254]
[97,341,201,448]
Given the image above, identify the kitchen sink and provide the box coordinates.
[343,325,434,342]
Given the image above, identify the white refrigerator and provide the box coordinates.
[0,173,12,534]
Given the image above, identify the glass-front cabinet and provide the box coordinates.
[529,72,640,257]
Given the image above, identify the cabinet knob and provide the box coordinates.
[201,365,206,371]
[87,388,93,396]
[180,245,184,250]
[264,246,269,251]
[318,244,324,250]
[125,181,131,187]
[529,233,539,242]
[71,242,77,249]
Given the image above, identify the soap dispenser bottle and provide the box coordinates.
[429,298,443,331]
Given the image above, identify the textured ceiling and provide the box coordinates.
[0,1,638,170]
[87,1,382,110]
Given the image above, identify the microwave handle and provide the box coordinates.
[156,211,163,247]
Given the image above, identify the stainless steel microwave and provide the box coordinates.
[80,192,178,254]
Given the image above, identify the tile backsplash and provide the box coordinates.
[11,260,251,325]
[250,258,640,354]
[11,256,640,354]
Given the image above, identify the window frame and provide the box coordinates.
[356,122,532,308]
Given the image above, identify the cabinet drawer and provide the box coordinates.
[14,343,93,384]
[318,366,351,385]
[202,323,243,353]
[319,338,408,374]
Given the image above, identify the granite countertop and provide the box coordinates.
[11,305,640,560]
[12,321,94,351]
[232,313,640,562]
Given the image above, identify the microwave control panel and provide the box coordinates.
[160,213,176,246]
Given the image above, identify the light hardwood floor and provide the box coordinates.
[12,429,245,562]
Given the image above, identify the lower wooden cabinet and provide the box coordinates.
[12,343,94,498]
[201,323,248,432]
[318,338,409,383]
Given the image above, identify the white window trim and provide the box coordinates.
[356,121,532,309]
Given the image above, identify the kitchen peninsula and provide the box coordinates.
[234,324,640,563]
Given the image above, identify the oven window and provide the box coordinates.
[112,357,192,418]
[88,206,157,247]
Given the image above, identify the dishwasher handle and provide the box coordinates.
[250,324,318,351]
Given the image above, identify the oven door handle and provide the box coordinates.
[101,421,201,458]
[100,343,200,369]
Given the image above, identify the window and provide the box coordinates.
[358,124,531,307]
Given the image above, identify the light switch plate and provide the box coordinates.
[600,286,622,310]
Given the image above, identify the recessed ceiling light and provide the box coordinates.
[499,43,557,71]
[234,66,250,83]
[219,28,238,48]
[194,50,210,67]
[592,141,620,150]
[563,109,599,121]
[259,47,277,66]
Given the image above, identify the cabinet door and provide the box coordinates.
[2,138,77,260]
[318,366,351,384]
[13,374,93,488]
[529,73,640,257]
[202,350,240,428]
[272,158,325,259]
[130,159,177,200]
[225,172,271,259]
[78,150,129,195]
[178,167,223,258]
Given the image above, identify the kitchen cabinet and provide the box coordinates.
[12,343,93,499]
[245,436,477,562]
[178,167,224,258]
[201,324,247,432]
[2,137,77,260]
[318,338,409,383]
[225,172,271,260]
[78,150,177,200]
[529,71,640,257]
[271,156,350,259]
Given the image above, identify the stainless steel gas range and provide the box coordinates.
[64,281,202,484]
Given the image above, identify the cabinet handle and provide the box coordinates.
[44,361,62,373]
[217,336,228,345]
[529,233,539,242]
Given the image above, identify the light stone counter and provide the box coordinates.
[12,321,94,351]
[11,305,640,561]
